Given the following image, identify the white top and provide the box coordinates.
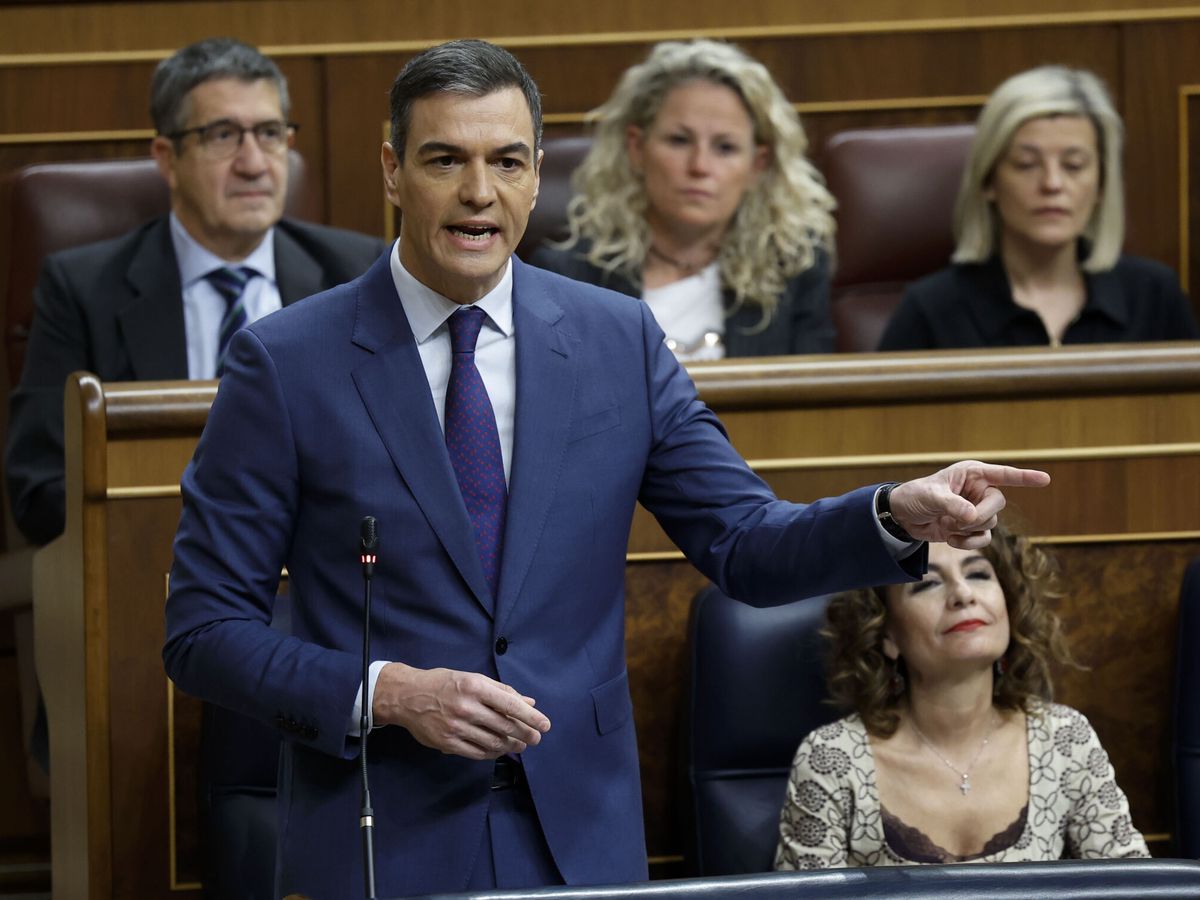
[170,213,281,379]
[642,263,725,361]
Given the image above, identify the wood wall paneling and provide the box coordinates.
[1186,90,1200,291]
[1119,21,1200,296]
[105,499,191,898]
[2,0,1200,56]
[0,63,159,134]
[0,15,1193,267]
[322,53,410,239]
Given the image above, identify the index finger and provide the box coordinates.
[973,464,1051,488]
[487,683,551,733]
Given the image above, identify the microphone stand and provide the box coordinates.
[359,516,378,900]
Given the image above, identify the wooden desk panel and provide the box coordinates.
[34,345,1200,896]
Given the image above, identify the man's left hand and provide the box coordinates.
[889,460,1051,549]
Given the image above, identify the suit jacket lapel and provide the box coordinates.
[118,218,189,379]
[274,225,325,305]
[349,255,494,614]
[495,259,577,627]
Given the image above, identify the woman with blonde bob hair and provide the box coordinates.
[880,65,1197,349]
[776,522,1149,869]
[531,39,836,359]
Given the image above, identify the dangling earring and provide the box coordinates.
[889,659,906,697]
[994,654,1009,679]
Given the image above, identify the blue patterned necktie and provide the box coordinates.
[205,266,255,376]
[445,306,508,599]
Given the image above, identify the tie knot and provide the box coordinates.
[447,306,487,354]
[205,266,256,302]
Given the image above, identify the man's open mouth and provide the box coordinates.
[448,225,499,242]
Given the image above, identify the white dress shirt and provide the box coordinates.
[170,213,282,379]
[351,240,517,734]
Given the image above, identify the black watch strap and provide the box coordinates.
[875,482,915,543]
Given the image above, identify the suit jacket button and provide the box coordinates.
[495,636,508,655]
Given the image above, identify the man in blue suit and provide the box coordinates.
[163,40,1049,897]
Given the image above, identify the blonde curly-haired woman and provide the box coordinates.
[531,39,836,360]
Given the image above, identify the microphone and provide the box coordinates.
[358,516,378,899]
[360,515,378,577]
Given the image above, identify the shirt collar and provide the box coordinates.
[169,212,277,288]
[967,251,1130,341]
[388,239,514,344]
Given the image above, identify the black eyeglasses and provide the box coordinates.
[165,119,298,158]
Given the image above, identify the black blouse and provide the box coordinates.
[878,254,1200,351]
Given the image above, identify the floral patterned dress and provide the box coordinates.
[775,701,1149,869]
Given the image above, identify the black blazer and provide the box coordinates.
[5,215,385,545]
[528,241,834,357]
[879,253,1200,351]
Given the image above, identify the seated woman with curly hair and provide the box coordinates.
[775,523,1148,869]
[531,39,835,360]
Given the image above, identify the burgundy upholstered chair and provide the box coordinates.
[823,124,976,353]
[516,134,592,261]
[0,152,312,871]
[1,151,314,389]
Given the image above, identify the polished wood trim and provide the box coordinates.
[748,442,1200,471]
[1181,85,1199,292]
[687,342,1200,409]
[628,550,687,563]
[96,344,1200,423]
[543,94,988,127]
[626,531,1200,563]
[4,7,1200,67]
[0,129,152,146]
[795,95,988,115]
[382,120,395,245]
[107,486,180,500]
[108,444,1200,502]
[34,374,117,895]
[165,680,202,892]
[646,853,684,865]
[78,375,113,897]
[102,381,218,434]
[1038,530,1200,544]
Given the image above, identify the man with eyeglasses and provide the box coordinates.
[6,37,384,547]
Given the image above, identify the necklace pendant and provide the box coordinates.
[959,775,971,796]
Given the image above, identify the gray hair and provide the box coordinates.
[388,39,543,159]
[953,65,1124,272]
[150,37,289,138]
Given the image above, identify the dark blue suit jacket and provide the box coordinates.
[163,251,921,896]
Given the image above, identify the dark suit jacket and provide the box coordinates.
[878,253,1200,351]
[4,215,385,545]
[163,253,922,897]
[529,242,835,356]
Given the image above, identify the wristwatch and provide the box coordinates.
[875,482,915,543]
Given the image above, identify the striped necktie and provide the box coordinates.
[205,266,256,376]
[445,306,508,600]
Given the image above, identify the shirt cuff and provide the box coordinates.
[872,485,923,559]
[348,659,391,737]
